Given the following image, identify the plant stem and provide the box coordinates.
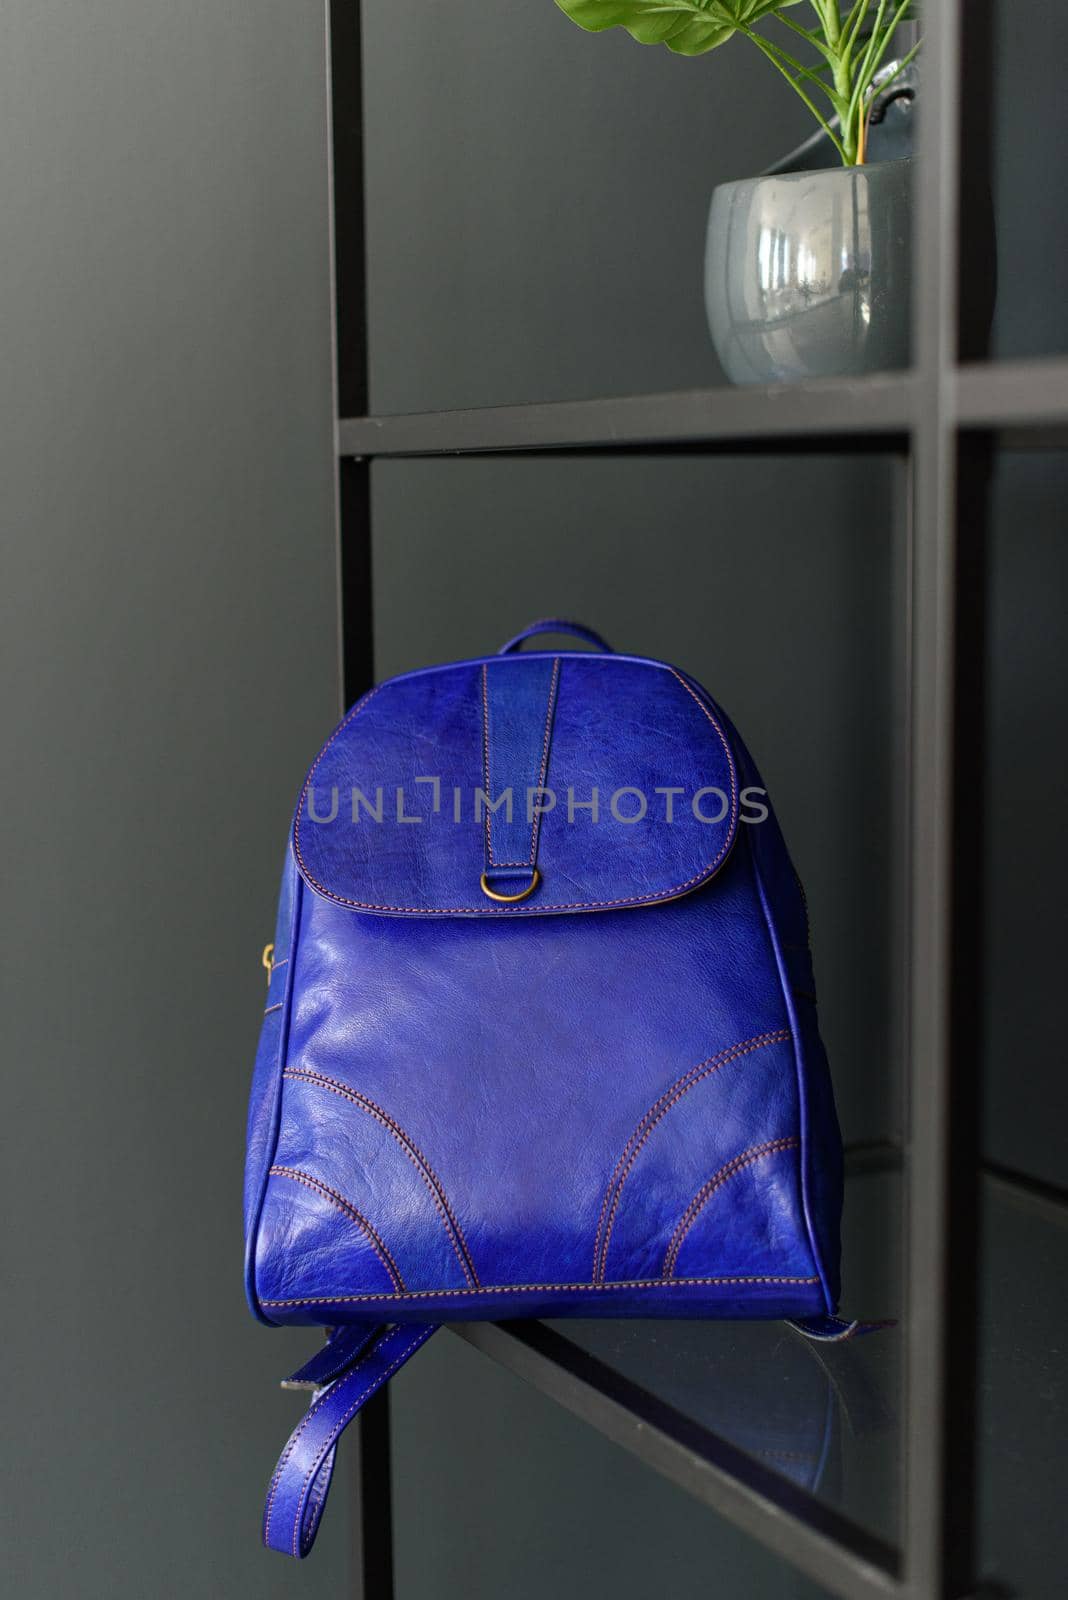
[833,51,859,163]
[753,1,918,168]
[741,27,849,162]
[819,1,842,50]
[742,28,844,111]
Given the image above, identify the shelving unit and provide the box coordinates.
[337,359,1068,458]
[325,4,1068,1597]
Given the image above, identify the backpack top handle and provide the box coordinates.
[498,618,613,655]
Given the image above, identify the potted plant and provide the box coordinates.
[554,1,920,384]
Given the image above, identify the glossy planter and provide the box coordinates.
[705,159,913,386]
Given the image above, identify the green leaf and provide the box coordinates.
[554,0,802,57]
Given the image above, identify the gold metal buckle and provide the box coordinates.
[479,869,540,904]
[261,943,275,983]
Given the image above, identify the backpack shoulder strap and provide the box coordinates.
[263,1322,438,1558]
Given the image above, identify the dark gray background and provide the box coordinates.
[1,3,344,1596]
[3,0,1065,1596]
[362,0,811,411]
[363,0,1068,414]
[983,451,1068,1190]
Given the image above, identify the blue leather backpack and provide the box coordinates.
[245,620,851,1558]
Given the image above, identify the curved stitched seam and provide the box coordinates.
[661,1136,800,1279]
[591,1027,788,1277]
[284,1069,478,1288]
[283,1068,480,1288]
[293,869,730,914]
[289,1329,428,1557]
[595,1039,765,1283]
[261,1274,819,1307]
[268,1165,406,1292]
[593,1029,791,1282]
[662,1137,796,1278]
[292,662,739,913]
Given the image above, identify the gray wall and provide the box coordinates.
[1,4,345,1596]
[364,0,1068,408]
[983,451,1068,1190]
[988,0,1068,361]
[362,0,812,412]
[3,2,1063,1598]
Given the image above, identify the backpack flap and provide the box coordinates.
[292,652,740,917]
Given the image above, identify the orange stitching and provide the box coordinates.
[262,1325,389,1548]
[592,1029,791,1282]
[268,1165,406,1292]
[264,1422,304,1547]
[661,1136,800,1278]
[289,1329,429,1557]
[292,660,739,914]
[291,867,727,916]
[666,667,737,798]
[283,1069,480,1288]
[480,664,495,865]
[481,657,561,869]
[260,1274,819,1308]
[526,656,560,865]
[302,1459,331,1553]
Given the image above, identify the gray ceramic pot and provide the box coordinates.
[705,158,913,386]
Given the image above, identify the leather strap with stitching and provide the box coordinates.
[263,1322,439,1558]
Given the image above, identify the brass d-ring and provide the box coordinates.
[479,869,540,904]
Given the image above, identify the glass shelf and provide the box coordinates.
[444,1163,1067,1595]
[544,1163,903,1553]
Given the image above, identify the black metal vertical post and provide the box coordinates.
[327,0,374,705]
[346,1367,395,1600]
[325,3,390,1597]
[904,1,983,1596]
[328,0,368,423]
[338,455,375,705]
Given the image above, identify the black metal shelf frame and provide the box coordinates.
[325,4,1066,1597]
[336,359,1068,459]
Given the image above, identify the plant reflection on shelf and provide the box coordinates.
[553,2,924,385]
